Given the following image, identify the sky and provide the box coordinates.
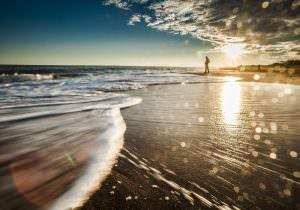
[0,0,299,67]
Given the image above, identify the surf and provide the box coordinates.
[0,94,141,210]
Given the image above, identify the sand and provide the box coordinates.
[81,79,300,210]
[190,70,300,85]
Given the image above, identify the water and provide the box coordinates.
[0,65,239,210]
[84,82,300,210]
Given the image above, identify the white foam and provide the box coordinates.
[48,109,125,210]
[0,96,142,123]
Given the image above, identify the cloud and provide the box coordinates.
[128,14,151,25]
[103,0,148,10]
[104,0,300,60]
[103,0,130,9]
[128,14,141,25]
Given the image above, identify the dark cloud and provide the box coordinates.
[104,0,300,59]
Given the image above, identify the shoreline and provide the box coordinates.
[188,69,300,85]
[81,79,300,210]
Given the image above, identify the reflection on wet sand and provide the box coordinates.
[82,82,300,210]
[221,82,241,127]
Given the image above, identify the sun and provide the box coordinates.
[222,44,244,59]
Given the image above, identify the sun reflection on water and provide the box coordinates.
[221,82,241,126]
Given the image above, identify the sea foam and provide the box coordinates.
[0,95,141,210]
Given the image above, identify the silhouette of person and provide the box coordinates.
[205,56,210,73]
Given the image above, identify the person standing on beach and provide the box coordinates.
[205,56,210,73]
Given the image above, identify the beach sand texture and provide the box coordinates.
[83,82,300,210]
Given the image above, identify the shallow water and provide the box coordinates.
[86,82,300,210]
[0,66,239,210]
[1,65,299,210]
[0,98,141,210]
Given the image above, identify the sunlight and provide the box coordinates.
[221,82,241,126]
[222,44,244,59]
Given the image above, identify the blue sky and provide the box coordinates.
[0,0,207,66]
[0,0,299,66]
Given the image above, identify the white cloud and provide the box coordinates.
[103,0,148,9]
[128,14,141,25]
[142,15,151,23]
[103,0,129,9]
[128,14,151,26]
[105,0,300,59]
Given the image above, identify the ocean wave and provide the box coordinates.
[49,108,126,210]
[0,95,141,210]
[0,95,142,123]
[0,72,90,83]
[0,73,55,83]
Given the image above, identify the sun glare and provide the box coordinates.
[221,82,241,126]
[222,44,244,59]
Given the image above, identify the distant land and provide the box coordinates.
[221,60,300,75]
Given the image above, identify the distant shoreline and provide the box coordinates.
[189,70,300,85]
[188,60,300,85]
[220,60,300,75]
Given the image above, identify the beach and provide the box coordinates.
[2,0,300,209]
[0,67,300,210]
[82,79,300,210]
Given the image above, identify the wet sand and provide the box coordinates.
[82,81,300,210]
